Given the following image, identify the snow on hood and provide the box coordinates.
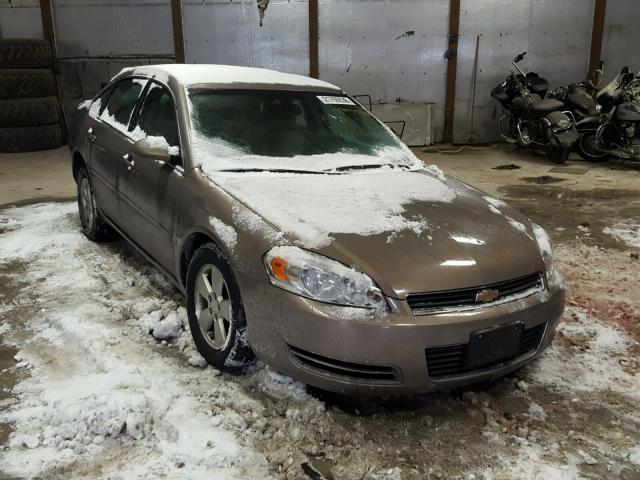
[212,168,456,249]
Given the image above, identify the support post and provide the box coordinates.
[587,0,606,83]
[171,0,186,64]
[309,0,319,78]
[443,0,460,143]
[39,0,65,135]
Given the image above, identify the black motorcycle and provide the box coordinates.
[573,67,638,162]
[549,80,606,161]
[491,52,578,164]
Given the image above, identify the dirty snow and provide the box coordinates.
[1,202,639,480]
[214,170,455,248]
[603,221,640,248]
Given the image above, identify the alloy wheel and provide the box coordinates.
[194,263,233,350]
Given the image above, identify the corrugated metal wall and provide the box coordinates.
[601,0,640,86]
[317,0,449,141]
[0,0,43,39]
[183,0,309,76]
[2,0,640,143]
[453,0,595,143]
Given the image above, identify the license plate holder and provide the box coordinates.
[466,322,524,369]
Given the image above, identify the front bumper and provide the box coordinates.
[239,271,565,396]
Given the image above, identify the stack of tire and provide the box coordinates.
[0,39,63,153]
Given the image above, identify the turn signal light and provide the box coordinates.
[270,257,288,281]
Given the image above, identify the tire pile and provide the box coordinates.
[0,39,63,153]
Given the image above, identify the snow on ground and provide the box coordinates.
[603,221,640,248]
[1,202,639,480]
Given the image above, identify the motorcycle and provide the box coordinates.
[491,52,579,164]
[572,67,638,162]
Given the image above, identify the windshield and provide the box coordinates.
[187,89,416,172]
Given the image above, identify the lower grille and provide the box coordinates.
[288,345,398,383]
[407,273,544,315]
[425,322,547,379]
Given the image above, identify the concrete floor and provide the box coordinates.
[0,147,76,209]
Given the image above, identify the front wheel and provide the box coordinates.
[576,132,609,162]
[545,145,570,164]
[186,244,255,371]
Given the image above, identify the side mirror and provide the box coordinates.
[131,137,181,166]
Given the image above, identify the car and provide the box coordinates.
[68,64,565,396]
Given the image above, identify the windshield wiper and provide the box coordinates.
[328,163,409,172]
[218,167,324,175]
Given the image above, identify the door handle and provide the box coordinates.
[87,127,96,143]
[123,153,135,171]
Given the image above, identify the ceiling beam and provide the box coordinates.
[443,0,460,143]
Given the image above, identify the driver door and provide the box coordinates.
[119,81,184,272]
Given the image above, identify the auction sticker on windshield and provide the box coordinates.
[317,95,355,105]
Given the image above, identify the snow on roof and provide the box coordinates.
[125,64,342,91]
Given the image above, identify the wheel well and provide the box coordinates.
[179,232,217,289]
[72,151,86,182]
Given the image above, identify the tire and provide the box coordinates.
[0,97,59,127]
[186,244,255,371]
[0,124,62,153]
[76,165,117,242]
[576,132,609,162]
[0,69,56,99]
[546,146,569,164]
[0,39,53,69]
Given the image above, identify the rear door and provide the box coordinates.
[119,81,184,271]
[87,77,147,221]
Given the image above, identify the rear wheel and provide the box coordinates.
[576,132,609,162]
[186,244,255,371]
[76,165,116,242]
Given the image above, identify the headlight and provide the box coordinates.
[264,246,385,309]
[532,223,563,288]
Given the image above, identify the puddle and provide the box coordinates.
[493,164,521,170]
[521,175,567,184]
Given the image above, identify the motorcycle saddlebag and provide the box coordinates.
[545,111,578,148]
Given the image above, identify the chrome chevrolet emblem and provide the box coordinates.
[475,288,499,303]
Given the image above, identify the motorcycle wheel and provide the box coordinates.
[576,132,609,162]
[545,145,570,164]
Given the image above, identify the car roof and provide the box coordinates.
[122,64,342,92]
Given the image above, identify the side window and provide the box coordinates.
[100,78,146,130]
[88,86,113,118]
[134,83,180,149]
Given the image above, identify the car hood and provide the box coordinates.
[214,168,544,298]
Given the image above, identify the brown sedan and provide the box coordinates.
[69,65,565,395]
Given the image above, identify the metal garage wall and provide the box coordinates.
[318,0,449,141]
[453,0,595,144]
[0,0,43,39]
[52,0,175,110]
[183,0,309,76]
[601,0,640,85]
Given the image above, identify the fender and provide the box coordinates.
[576,114,604,131]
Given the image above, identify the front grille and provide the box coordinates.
[407,273,544,315]
[425,322,547,379]
[288,345,398,383]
